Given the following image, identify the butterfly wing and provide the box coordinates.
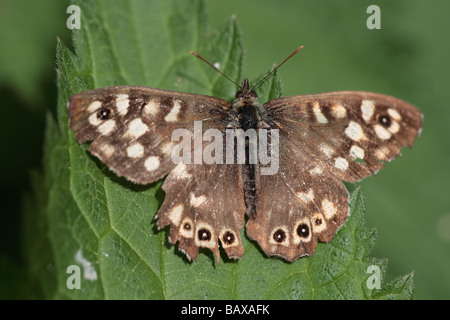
[69,86,245,262]
[157,161,246,262]
[247,91,422,261]
[263,91,422,182]
[69,86,230,183]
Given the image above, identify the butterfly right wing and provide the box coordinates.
[247,91,422,261]
[262,91,422,183]
[246,136,349,261]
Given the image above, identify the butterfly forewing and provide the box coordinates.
[263,91,423,183]
[69,86,231,184]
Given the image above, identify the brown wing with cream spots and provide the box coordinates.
[263,91,423,183]
[156,160,246,263]
[68,86,231,184]
[246,137,349,261]
[248,91,422,261]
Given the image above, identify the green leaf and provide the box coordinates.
[24,0,414,299]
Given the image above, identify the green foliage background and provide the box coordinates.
[0,0,449,299]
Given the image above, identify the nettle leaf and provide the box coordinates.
[27,0,414,299]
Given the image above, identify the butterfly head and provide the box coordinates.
[231,79,264,130]
[233,79,259,107]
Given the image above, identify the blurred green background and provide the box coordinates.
[0,0,449,299]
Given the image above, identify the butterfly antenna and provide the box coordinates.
[189,51,244,91]
[250,45,304,91]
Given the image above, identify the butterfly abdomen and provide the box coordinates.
[235,104,260,218]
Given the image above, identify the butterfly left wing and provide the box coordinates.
[157,161,246,263]
[68,86,246,262]
[247,91,422,261]
[69,86,230,184]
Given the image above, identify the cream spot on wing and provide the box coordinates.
[164,99,182,122]
[99,143,115,158]
[126,143,144,158]
[375,146,390,160]
[345,121,366,141]
[116,94,129,116]
[98,119,116,135]
[87,100,102,112]
[313,102,328,124]
[179,217,194,238]
[143,99,159,116]
[168,204,184,226]
[172,162,192,180]
[349,145,365,160]
[144,156,160,172]
[309,166,323,175]
[161,141,175,156]
[190,193,207,208]
[388,120,400,134]
[361,100,375,122]
[296,189,314,203]
[387,108,402,121]
[312,212,327,233]
[89,112,103,126]
[322,199,337,219]
[334,157,349,170]
[319,143,334,158]
[331,103,347,119]
[125,118,148,139]
[374,124,392,140]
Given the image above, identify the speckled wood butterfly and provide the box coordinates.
[68,47,422,262]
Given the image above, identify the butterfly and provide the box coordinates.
[68,47,423,263]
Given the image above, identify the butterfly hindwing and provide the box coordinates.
[247,136,349,261]
[157,161,246,262]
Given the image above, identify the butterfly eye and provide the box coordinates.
[249,90,258,98]
[97,107,112,120]
[378,114,391,128]
[235,91,245,99]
